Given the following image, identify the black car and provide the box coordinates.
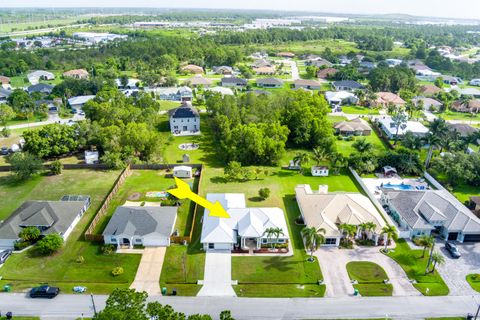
[0,250,12,264]
[0,146,8,155]
[30,285,60,299]
[445,242,461,259]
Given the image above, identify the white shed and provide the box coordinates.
[311,166,329,177]
[85,151,99,164]
[173,166,193,178]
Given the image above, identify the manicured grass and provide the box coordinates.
[234,284,325,297]
[438,110,480,121]
[387,239,449,296]
[341,106,380,115]
[346,261,393,296]
[334,132,389,157]
[466,274,480,293]
[0,169,142,294]
[158,100,181,111]
[327,115,348,123]
[0,173,43,221]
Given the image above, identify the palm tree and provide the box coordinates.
[430,251,445,274]
[381,225,397,252]
[311,147,329,166]
[392,112,408,145]
[402,131,423,151]
[352,138,374,154]
[339,223,357,243]
[301,226,326,262]
[423,132,441,168]
[354,89,366,106]
[330,152,347,174]
[264,227,284,250]
[417,235,435,258]
[365,222,377,240]
[293,152,309,174]
[359,222,368,240]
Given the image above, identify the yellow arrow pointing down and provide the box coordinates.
[168,177,230,218]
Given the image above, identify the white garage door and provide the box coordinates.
[214,243,232,250]
[143,236,170,247]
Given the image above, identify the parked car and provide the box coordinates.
[0,249,12,264]
[0,146,8,155]
[445,242,461,259]
[29,285,60,299]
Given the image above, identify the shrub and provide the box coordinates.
[76,255,85,264]
[258,187,271,200]
[337,135,344,140]
[101,244,116,255]
[50,160,63,175]
[37,233,64,255]
[19,226,41,242]
[14,240,31,251]
[112,267,124,277]
[7,152,43,180]
[1,127,11,137]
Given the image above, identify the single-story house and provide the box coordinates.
[386,58,403,67]
[359,61,376,70]
[324,91,359,106]
[451,99,480,113]
[372,92,406,108]
[115,78,140,90]
[252,59,273,69]
[27,83,54,95]
[306,58,333,68]
[103,206,177,248]
[458,88,480,98]
[221,77,247,88]
[253,66,276,75]
[418,84,442,96]
[168,101,200,135]
[0,88,12,103]
[277,52,295,58]
[186,75,213,88]
[377,116,429,139]
[311,166,329,177]
[317,68,338,79]
[63,69,89,79]
[85,151,99,164]
[201,193,290,251]
[158,86,193,102]
[173,165,193,179]
[334,117,372,136]
[0,76,11,90]
[293,79,321,90]
[68,95,95,109]
[206,86,234,96]
[412,97,443,111]
[295,184,387,246]
[27,70,55,84]
[470,79,480,86]
[256,78,283,88]
[0,196,90,249]
[442,75,461,86]
[447,123,478,137]
[332,80,364,92]
[382,189,480,242]
[213,66,233,75]
[181,64,204,74]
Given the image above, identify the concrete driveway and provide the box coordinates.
[130,247,166,295]
[197,250,236,297]
[436,241,480,296]
[314,246,420,297]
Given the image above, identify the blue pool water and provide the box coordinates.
[383,183,415,190]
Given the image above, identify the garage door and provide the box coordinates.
[464,234,480,242]
[448,232,459,241]
[143,236,170,247]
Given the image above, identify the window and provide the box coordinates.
[110,237,116,242]
[325,238,337,245]
[262,238,267,244]
[278,239,285,243]
[135,239,142,243]
[208,243,214,249]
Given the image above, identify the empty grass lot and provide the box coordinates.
[466,274,480,292]
[387,239,449,296]
[341,106,380,115]
[0,169,142,294]
[346,261,393,296]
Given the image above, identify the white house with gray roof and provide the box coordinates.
[381,189,480,242]
[168,102,200,135]
[103,206,177,248]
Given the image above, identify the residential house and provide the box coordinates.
[63,69,89,79]
[68,95,95,109]
[306,58,333,68]
[0,196,90,249]
[200,193,290,251]
[334,117,372,136]
[27,70,55,84]
[256,78,283,88]
[386,58,403,67]
[0,88,12,103]
[377,116,429,139]
[470,79,480,86]
[277,52,295,58]
[293,79,321,90]
[359,61,376,71]
[115,78,140,89]
[253,66,276,75]
[0,76,11,90]
[158,86,193,102]
[186,75,213,88]
[332,80,364,92]
[168,102,200,135]
[372,92,406,108]
[382,189,480,242]
[458,88,480,98]
[27,83,54,95]
[221,77,247,88]
[442,75,461,86]
[206,86,234,96]
[213,66,233,75]
[451,99,480,113]
[324,91,359,106]
[173,166,193,179]
[317,68,338,79]
[447,123,479,137]
[413,97,443,111]
[252,59,273,69]
[181,64,204,74]
[103,206,177,248]
[418,84,442,97]
[295,184,387,246]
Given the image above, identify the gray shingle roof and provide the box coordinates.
[256,78,283,86]
[103,206,177,238]
[168,102,199,118]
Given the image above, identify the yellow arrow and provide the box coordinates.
[168,177,230,218]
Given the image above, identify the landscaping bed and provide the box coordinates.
[466,274,480,293]
[346,261,393,296]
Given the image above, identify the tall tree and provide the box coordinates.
[301,226,326,262]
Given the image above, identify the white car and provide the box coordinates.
[470,79,480,86]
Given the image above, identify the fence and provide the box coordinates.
[423,171,446,191]
[84,165,132,241]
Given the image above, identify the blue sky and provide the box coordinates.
[2,0,480,20]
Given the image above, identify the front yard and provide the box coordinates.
[341,106,380,115]
[466,274,480,293]
[387,239,449,296]
[0,169,142,294]
[346,261,393,296]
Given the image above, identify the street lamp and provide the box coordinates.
[90,293,97,316]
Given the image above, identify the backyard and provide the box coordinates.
[341,106,380,115]
[0,169,142,294]
[346,261,393,296]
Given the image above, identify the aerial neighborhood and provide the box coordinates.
[0,6,480,320]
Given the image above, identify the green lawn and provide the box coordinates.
[387,239,449,296]
[346,261,393,296]
[341,106,380,115]
[466,274,480,292]
[0,169,142,294]
[438,110,480,121]
[334,132,389,157]
[158,100,181,111]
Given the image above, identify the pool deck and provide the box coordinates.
[362,177,429,199]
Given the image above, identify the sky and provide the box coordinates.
[1,0,480,20]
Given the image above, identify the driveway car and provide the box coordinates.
[445,242,461,259]
[0,250,12,264]
[0,146,8,155]
[30,285,60,299]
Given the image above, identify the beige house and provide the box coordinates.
[181,64,204,74]
[334,117,372,136]
[372,92,406,108]
[63,69,89,79]
[295,184,386,246]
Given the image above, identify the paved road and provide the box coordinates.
[130,247,165,295]
[279,59,299,80]
[197,250,236,297]
[6,113,85,130]
[0,293,478,319]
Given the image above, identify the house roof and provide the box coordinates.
[0,198,89,240]
[452,99,480,113]
[295,185,386,238]
[256,78,283,86]
[413,97,442,109]
[294,79,321,87]
[325,91,358,103]
[253,66,276,74]
[207,87,234,96]
[187,75,213,86]
[28,70,54,79]
[447,123,478,137]
[317,68,338,79]
[334,117,371,132]
[103,206,177,238]
[418,84,442,96]
[181,64,204,74]
[377,116,429,136]
[221,77,247,85]
[200,193,289,244]
[384,189,480,233]
[252,59,273,68]
[0,88,12,98]
[332,80,364,90]
[63,69,89,77]
[28,83,54,93]
[68,95,95,106]
[168,102,199,118]
[173,165,192,172]
[375,92,406,105]
[0,76,10,84]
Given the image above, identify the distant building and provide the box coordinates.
[206,86,234,96]
[293,79,321,90]
[158,86,193,102]
[186,75,212,88]
[317,68,338,79]
[73,32,127,43]
[332,80,364,92]
[253,66,276,75]
[377,116,429,139]
[68,95,95,109]
[63,69,89,80]
[221,77,247,88]
[372,92,406,108]
[181,64,204,74]
[256,78,283,88]
[212,66,233,75]
[27,70,54,85]
[276,52,295,58]
[334,117,371,136]
[27,83,54,95]
[324,91,358,106]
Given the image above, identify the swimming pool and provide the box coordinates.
[382,183,415,191]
